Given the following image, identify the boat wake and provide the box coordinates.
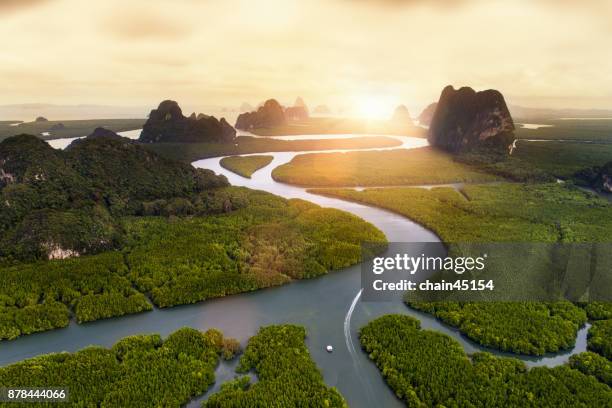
[343,289,376,405]
[344,289,362,357]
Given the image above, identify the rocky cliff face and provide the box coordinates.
[418,102,437,126]
[139,100,236,143]
[391,105,413,124]
[235,99,286,130]
[428,86,515,152]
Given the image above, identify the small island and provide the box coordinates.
[220,155,274,178]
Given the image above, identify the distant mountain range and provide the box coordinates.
[0,104,148,121]
[4,102,612,123]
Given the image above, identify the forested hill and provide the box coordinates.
[0,132,228,261]
[64,132,228,207]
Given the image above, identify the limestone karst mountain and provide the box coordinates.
[294,97,308,112]
[418,102,437,126]
[428,86,515,152]
[285,97,309,120]
[0,131,227,260]
[235,99,286,130]
[139,100,235,143]
[391,105,413,124]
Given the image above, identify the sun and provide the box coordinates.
[356,95,393,120]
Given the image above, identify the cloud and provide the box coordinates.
[120,54,191,67]
[102,8,192,40]
[345,0,468,8]
[0,0,52,15]
[0,0,611,110]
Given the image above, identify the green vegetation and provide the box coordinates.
[360,314,612,407]
[515,119,612,142]
[570,352,612,386]
[0,252,151,340]
[272,147,499,187]
[588,320,612,360]
[0,327,235,407]
[220,155,273,178]
[264,134,612,187]
[574,160,612,194]
[204,324,347,407]
[313,183,612,354]
[144,135,402,162]
[0,118,143,141]
[311,183,612,243]
[0,134,227,261]
[0,133,384,340]
[514,142,612,178]
[408,302,587,355]
[458,141,612,182]
[221,337,242,360]
[124,187,384,308]
[583,302,612,320]
[1,187,385,339]
[248,116,426,137]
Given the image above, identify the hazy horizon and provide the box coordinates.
[2,0,612,117]
[3,99,612,124]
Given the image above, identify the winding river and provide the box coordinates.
[0,132,589,408]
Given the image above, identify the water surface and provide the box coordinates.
[47,129,141,149]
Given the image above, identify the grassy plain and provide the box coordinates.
[270,141,612,188]
[311,183,611,242]
[459,141,612,181]
[272,147,500,187]
[0,118,144,141]
[460,120,612,182]
[220,155,273,178]
[515,118,612,142]
[248,116,426,137]
[144,135,402,162]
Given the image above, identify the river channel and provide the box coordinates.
[0,132,589,408]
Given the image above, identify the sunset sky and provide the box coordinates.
[2,0,612,115]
